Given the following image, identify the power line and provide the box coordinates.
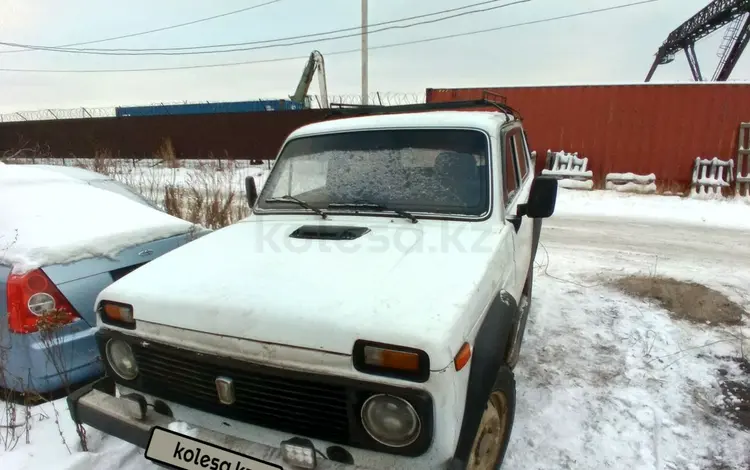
[0,0,283,54]
[0,0,661,73]
[0,0,530,56]
[10,0,524,53]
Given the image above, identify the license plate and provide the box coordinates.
[145,426,282,470]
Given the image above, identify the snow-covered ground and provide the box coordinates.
[507,214,750,469]
[554,188,750,231]
[1,188,749,469]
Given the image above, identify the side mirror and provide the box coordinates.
[245,176,258,208]
[518,175,558,219]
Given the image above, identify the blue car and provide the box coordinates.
[0,163,206,395]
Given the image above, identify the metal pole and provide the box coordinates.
[361,0,369,105]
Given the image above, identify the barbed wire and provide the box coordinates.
[0,107,116,122]
[313,92,426,107]
[0,92,427,121]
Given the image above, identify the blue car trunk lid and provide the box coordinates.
[41,232,197,325]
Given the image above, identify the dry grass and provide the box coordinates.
[0,307,90,453]
[8,146,257,229]
[163,166,250,229]
[610,275,746,326]
[117,158,252,228]
[155,138,180,169]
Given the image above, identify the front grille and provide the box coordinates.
[131,344,351,443]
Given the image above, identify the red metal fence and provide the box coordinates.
[0,110,329,160]
[427,84,750,187]
[4,84,749,190]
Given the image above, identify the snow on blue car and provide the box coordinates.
[0,163,207,395]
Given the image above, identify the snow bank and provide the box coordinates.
[605,181,658,193]
[606,172,657,183]
[0,398,152,470]
[553,187,750,230]
[604,173,657,194]
[0,165,200,274]
[559,179,594,190]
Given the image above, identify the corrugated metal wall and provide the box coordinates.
[427,84,750,186]
[0,110,328,160]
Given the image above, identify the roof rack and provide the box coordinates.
[324,92,522,123]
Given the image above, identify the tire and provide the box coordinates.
[466,366,516,470]
[506,268,533,370]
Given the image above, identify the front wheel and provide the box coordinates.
[466,366,516,469]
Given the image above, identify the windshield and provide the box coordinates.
[257,129,490,217]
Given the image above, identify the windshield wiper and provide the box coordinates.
[327,202,418,224]
[265,195,328,219]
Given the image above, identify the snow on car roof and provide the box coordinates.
[0,164,200,274]
[288,111,512,140]
[29,164,111,182]
[1,163,79,185]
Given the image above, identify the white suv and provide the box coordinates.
[67,99,558,470]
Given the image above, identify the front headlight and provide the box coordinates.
[105,339,138,380]
[361,394,421,447]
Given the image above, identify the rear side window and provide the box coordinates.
[504,137,519,205]
[513,134,529,181]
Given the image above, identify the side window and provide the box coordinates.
[503,135,519,206]
[513,133,529,181]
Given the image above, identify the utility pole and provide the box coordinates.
[361,0,369,105]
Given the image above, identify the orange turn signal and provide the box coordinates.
[364,346,420,371]
[100,301,135,324]
[353,340,430,382]
[454,343,472,371]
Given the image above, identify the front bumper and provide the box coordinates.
[68,377,373,470]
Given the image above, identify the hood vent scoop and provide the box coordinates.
[289,225,371,241]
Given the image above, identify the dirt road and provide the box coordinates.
[543,215,750,266]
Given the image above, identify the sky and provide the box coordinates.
[0,0,746,114]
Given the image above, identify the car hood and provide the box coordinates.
[98,215,505,368]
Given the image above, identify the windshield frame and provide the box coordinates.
[254,126,495,222]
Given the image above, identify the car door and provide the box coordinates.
[501,125,534,299]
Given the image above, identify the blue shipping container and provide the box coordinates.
[115,99,305,117]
